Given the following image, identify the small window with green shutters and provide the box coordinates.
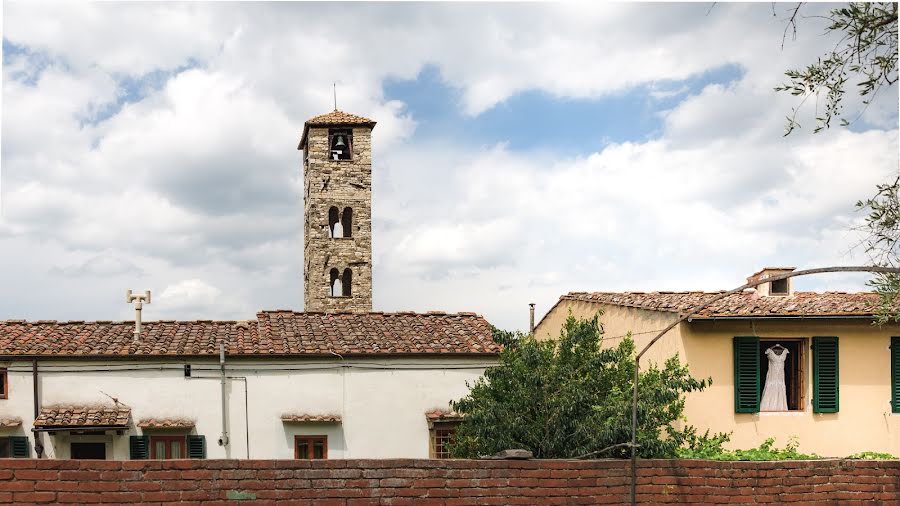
[0,436,30,458]
[812,336,839,413]
[891,337,900,413]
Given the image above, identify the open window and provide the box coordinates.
[770,278,789,295]
[295,435,327,459]
[0,369,7,399]
[341,207,352,238]
[328,207,342,238]
[328,129,352,161]
[330,268,342,297]
[758,339,805,411]
[342,268,352,297]
[734,336,809,413]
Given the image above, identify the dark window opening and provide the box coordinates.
[0,439,9,458]
[341,207,353,238]
[342,268,352,297]
[770,278,789,295]
[184,364,191,377]
[0,369,6,399]
[295,435,327,459]
[758,339,804,411]
[430,423,458,459]
[71,442,107,460]
[328,129,352,161]
[328,206,341,238]
[330,268,341,297]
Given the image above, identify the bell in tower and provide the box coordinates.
[329,130,352,161]
[298,110,376,313]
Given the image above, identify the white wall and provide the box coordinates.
[0,356,494,460]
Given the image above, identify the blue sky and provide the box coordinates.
[1,2,897,330]
[384,63,745,155]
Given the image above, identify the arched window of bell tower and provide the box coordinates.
[341,207,353,238]
[342,268,352,297]
[329,268,341,297]
[328,206,342,238]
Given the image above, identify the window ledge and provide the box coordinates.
[758,411,808,416]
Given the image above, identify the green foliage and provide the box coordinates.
[678,437,820,461]
[847,451,897,460]
[776,2,897,135]
[449,314,722,459]
[856,175,900,324]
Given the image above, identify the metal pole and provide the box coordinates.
[628,265,900,506]
[32,359,43,458]
[219,343,229,448]
[529,303,536,334]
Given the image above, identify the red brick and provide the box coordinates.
[13,491,56,503]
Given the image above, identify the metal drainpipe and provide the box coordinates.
[32,359,43,458]
[218,343,229,448]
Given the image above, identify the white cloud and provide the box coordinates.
[1,2,897,331]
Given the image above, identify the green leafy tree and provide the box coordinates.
[775,2,897,135]
[449,314,721,459]
[857,176,900,323]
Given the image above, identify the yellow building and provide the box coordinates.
[534,268,900,457]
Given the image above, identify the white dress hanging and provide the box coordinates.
[332,221,344,238]
[332,277,343,297]
[760,347,789,411]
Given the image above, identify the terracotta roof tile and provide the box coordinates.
[299,109,377,148]
[562,291,890,318]
[280,414,342,423]
[137,418,195,429]
[425,409,464,422]
[34,406,131,428]
[0,312,498,358]
[0,417,22,428]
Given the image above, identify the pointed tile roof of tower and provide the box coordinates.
[298,109,377,149]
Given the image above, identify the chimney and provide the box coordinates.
[746,267,795,297]
[126,290,151,341]
[529,303,536,334]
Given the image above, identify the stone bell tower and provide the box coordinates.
[298,110,375,312]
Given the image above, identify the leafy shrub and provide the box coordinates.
[449,314,722,458]
[678,437,819,461]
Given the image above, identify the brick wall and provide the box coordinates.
[1,458,899,504]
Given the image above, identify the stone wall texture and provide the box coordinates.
[1,458,899,505]
[303,126,373,313]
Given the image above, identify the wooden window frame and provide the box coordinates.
[294,435,327,459]
[430,422,459,459]
[759,338,806,412]
[0,369,7,399]
[149,435,187,460]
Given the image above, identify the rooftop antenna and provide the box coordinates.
[125,290,151,342]
[333,82,337,111]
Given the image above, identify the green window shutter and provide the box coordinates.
[813,336,840,413]
[10,436,30,458]
[187,435,206,459]
[733,336,760,413]
[129,436,149,460]
[891,337,900,413]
